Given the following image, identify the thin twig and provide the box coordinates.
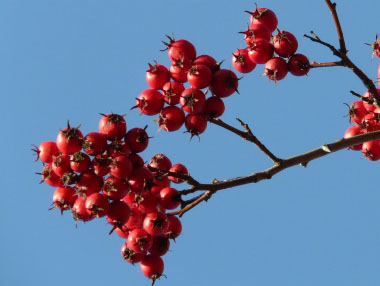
[325,0,347,53]
[208,117,282,165]
[304,3,380,106]
[310,61,344,68]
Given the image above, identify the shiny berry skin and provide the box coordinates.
[98,113,126,141]
[205,96,225,118]
[52,187,78,213]
[127,228,153,253]
[169,60,191,83]
[210,69,239,98]
[168,163,189,184]
[103,176,130,200]
[263,57,288,82]
[241,24,271,45]
[157,106,185,132]
[166,215,182,239]
[110,156,133,179]
[69,152,90,173]
[159,187,181,210]
[344,126,363,151]
[193,55,219,73]
[180,88,206,114]
[163,36,196,64]
[162,81,184,105]
[121,243,146,264]
[106,200,131,232]
[125,127,149,153]
[82,132,107,156]
[143,212,169,236]
[135,89,164,116]
[85,193,109,218]
[149,154,172,172]
[149,235,170,256]
[140,254,164,283]
[52,154,71,177]
[362,140,380,161]
[272,30,298,58]
[146,63,170,90]
[248,7,278,33]
[232,49,256,74]
[288,54,310,76]
[362,89,380,112]
[247,40,274,64]
[72,197,93,222]
[41,164,63,187]
[185,114,208,138]
[348,101,368,125]
[56,124,83,155]
[75,171,103,197]
[32,142,59,164]
[187,64,213,89]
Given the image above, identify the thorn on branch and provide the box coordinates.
[322,144,332,153]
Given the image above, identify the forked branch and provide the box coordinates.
[305,0,380,106]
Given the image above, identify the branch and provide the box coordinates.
[325,0,347,53]
[310,61,344,68]
[208,117,282,165]
[169,130,380,216]
[304,3,380,106]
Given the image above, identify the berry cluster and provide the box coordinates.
[234,5,310,81]
[33,114,189,284]
[344,62,380,160]
[133,36,237,138]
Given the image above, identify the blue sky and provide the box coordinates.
[2,0,380,285]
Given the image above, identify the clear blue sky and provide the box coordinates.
[2,0,380,285]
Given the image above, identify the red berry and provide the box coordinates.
[135,89,164,116]
[204,96,225,118]
[247,40,274,64]
[187,64,213,89]
[193,55,219,73]
[157,106,185,132]
[52,187,78,213]
[82,132,107,156]
[288,54,310,76]
[272,30,298,58]
[344,126,363,151]
[168,163,189,184]
[140,254,164,283]
[248,7,278,33]
[32,142,59,164]
[180,88,206,114]
[98,113,127,141]
[85,193,109,218]
[166,215,182,239]
[210,69,239,98]
[185,114,208,138]
[241,24,271,45]
[69,152,90,173]
[56,123,83,155]
[163,35,196,64]
[127,229,153,253]
[263,57,288,82]
[232,49,257,74]
[146,62,170,90]
[143,212,169,236]
[110,156,133,179]
[362,140,380,161]
[159,187,181,210]
[162,81,184,105]
[125,127,149,153]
